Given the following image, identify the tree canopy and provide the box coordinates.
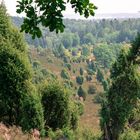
[16,0,97,38]
[0,2,44,132]
[100,34,140,140]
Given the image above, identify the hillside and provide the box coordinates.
[29,47,101,130]
[12,16,131,133]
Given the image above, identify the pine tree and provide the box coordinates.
[96,68,104,83]
[41,81,75,130]
[78,86,86,100]
[0,3,44,132]
[0,1,11,37]
[100,34,140,140]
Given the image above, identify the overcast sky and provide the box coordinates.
[3,0,140,17]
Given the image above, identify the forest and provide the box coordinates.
[0,1,140,140]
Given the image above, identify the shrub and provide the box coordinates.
[20,87,44,133]
[0,13,44,132]
[61,69,70,79]
[76,76,84,85]
[0,37,45,132]
[64,63,71,71]
[88,61,97,72]
[80,67,84,75]
[102,80,109,91]
[77,86,86,101]
[41,82,78,131]
[120,129,140,140]
[87,68,95,75]
[75,101,84,115]
[96,68,104,82]
[48,128,75,140]
[63,56,69,63]
[64,80,73,89]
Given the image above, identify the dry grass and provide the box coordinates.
[79,94,100,133]
[30,48,102,133]
[0,123,42,140]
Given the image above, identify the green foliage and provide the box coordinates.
[129,99,140,130]
[19,88,44,133]
[53,44,65,58]
[79,67,84,75]
[87,68,95,75]
[0,4,44,133]
[63,56,69,63]
[46,37,53,48]
[83,33,95,44]
[61,69,70,80]
[64,80,73,89]
[96,68,104,83]
[0,2,10,37]
[72,33,80,47]
[41,82,78,130]
[0,39,31,125]
[82,46,90,57]
[119,129,140,140]
[33,60,41,69]
[48,127,101,140]
[76,76,84,85]
[88,61,97,72]
[12,17,140,48]
[93,44,116,68]
[102,80,109,91]
[75,101,84,115]
[77,86,86,101]
[48,128,75,140]
[16,0,97,38]
[100,34,140,140]
[62,33,73,48]
[64,63,71,71]
[78,128,101,140]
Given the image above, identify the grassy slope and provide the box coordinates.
[29,47,103,132]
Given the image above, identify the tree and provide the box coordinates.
[72,33,80,47]
[62,33,73,48]
[53,44,65,58]
[88,61,97,72]
[41,82,78,130]
[83,33,94,44]
[16,0,97,38]
[0,3,44,132]
[100,34,140,140]
[82,46,90,57]
[79,67,84,75]
[96,68,104,83]
[102,80,109,91]
[61,69,70,80]
[93,44,115,68]
[77,86,86,101]
[19,87,44,132]
[0,1,10,37]
[76,76,84,85]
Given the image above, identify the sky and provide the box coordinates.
[3,0,140,17]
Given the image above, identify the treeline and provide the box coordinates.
[12,17,140,48]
